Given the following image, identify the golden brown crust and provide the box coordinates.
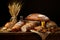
[25,13,49,21]
[11,21,25,32]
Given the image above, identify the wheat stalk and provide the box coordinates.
[8,2,22,23]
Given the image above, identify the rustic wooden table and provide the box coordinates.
[0,32,42,40]
[0,32,60,40]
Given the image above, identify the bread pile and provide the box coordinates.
[0,13,59,33]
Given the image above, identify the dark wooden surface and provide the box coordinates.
[0,32,42,40]
[0,32,60,40]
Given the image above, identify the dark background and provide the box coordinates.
[0,0,59,27]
